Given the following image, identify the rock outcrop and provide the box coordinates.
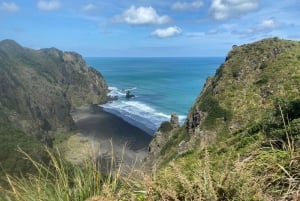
[0,39,108,145]
[170,113,180,129]
[145,114,180,170]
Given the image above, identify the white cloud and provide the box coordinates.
[172,1,204,11]
[0,1,19,12]
[37,0,61,11]
[257,19,279,30]
[82,3,96,12]
[210,0,258,20]
[233,19,281,36]
[114,5,171,25]
[151,26,182,38]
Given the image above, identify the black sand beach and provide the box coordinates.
[71,105,153,168]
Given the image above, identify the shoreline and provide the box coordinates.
[68,104,153,168]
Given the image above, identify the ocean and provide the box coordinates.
[85,57,224,135]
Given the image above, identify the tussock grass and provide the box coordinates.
[2,145,128,201]
[1,116,299,201]
[1,135,299,200]
[1,101,300,200]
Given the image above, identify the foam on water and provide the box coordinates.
[102,87,186,135]
[108,86,126,97]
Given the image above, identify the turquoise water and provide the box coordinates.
[86,57,224,135]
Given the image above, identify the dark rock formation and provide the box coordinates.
[145,114,182,170]
[125,90,135,99]
[170,113,179,129]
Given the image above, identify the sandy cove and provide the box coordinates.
[63,104,153,171]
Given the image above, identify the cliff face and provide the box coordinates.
[0,39,108,143]
[186,38,300,143]
[147,38,300,169]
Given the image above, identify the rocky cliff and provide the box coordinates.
[146,37,300,169]
[185,37,300,146]
[0,39,108,144]
[144,38,300,199]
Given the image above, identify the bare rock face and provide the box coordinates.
[0,39,108,145]
[145,130,169,170]
[170,113,180,129]
[144,116,176,170]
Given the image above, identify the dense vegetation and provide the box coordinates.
[0,121,48,178]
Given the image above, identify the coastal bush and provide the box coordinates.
[159,121,172,133]
[262,99,300,145]
[198,91,232,129]
[260,61,268,69]
[154,125,300,200]
[232,65,240,78]
[0,122,49,182]
[255,74,269,85]
[1,121,299,201]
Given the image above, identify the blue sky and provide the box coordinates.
[0,0,299,57]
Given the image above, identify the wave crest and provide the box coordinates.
[103,86,186,135]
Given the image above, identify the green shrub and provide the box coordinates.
[0,122,49,178]
[259,61,268,69]
[198,93,232,129]
[232,66,240,78]
[159,121,172,133]
[255,74,269,85]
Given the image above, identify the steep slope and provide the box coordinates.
[146,38,300,200]
[0,39,108,176]
[0,39,108,140]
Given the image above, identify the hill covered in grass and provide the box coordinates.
[146,38,300,200]
[0,40,108,178]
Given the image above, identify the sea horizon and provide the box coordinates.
[85,56,225,59]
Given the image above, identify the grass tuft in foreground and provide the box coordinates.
[1,101,300,201]
[3,146,128,201]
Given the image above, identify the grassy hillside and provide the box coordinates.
[146,38,300,200]
[1,38,299,200]
[0,40,108,189]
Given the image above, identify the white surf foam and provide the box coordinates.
[103,86,187,135]
[108,86,126,97]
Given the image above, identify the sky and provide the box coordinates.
[0,0,299,57]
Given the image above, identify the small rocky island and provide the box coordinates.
[125,90,135,99]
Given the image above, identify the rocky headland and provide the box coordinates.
[0,39,108,141]
[0,39,150,177]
